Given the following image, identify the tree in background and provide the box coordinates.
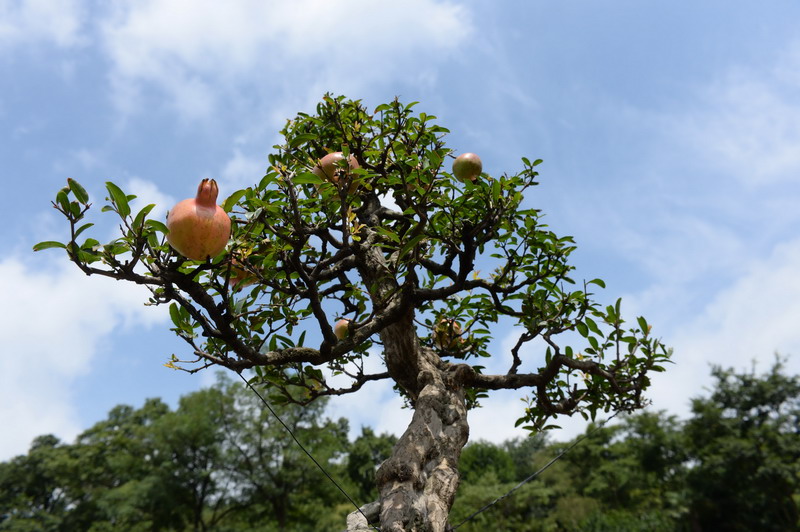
[3,361,798,530]
[35,95,670,531]
[0,376,351,532]
[448,358,800,532]
[347,428,398,504]
[683,358,800,531]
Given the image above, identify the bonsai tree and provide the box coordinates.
[36,95,670,531]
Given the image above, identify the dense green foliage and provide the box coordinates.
[35,95,669,431]
[3,360,798,531]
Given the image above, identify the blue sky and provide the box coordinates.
[3,0,800,460]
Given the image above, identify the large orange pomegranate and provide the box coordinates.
[166,179,231,261]
[312,152,360,192]
[452,152,482,182]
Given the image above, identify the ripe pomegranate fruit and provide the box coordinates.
[312,152,360,193]
[334,318,352,340]
[434,318,464,350]
[166,179,231,261]
[452,152,482,182]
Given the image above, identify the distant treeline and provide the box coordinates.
[1,359,798,531]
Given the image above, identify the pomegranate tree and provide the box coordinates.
[36,95,671,532]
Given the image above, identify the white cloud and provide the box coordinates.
[0,0,85,50]
[127,176,175,227]
[219,149,267,192]
[0,256,167,460]
[674,46,800,187]
[645,237,800,418]
[99,0,473,119]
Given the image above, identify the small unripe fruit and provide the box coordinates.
[434,318,464,350]
[452,153,482,182]
[334,318,352,340]
[313,152,360,192]
[166,179,231,261]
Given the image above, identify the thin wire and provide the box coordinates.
[451,411,621,530]
[237,372,379,531]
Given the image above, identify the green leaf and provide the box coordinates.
[74,222,94,239]
[222,189,247,212]
[146,219,169,234]
[288,133,317,149]
[81,238,100,250]
[576,321,589,338]
[56,188,70,213]
[33,241,66,252]
[132,204,155,231]
[398,233,427,261]
[105,181,130,218]
[588,278,606,289]
[169,303,180,325]
[374,225,400,243]
[68,200,83,219]
[67,178,89,204]
[491,178,501,201]
[292,172,325,185]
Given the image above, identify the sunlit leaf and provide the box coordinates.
[105,181,130,218]
[33,241,66,252]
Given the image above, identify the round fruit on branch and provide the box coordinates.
[312,152,360,193]
[452,152,482,182]
[166,179,232,261]
[334,318,352,340]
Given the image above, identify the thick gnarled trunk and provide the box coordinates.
[348,359,470,531]
[347,202,471,531]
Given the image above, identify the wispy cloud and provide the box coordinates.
[98,0,473,120]
[0,0,86,50]
[219,149,268,192]
[672,44,800,187]
[0,256,168,460]
[648,237,800,417]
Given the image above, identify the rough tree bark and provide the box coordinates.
[346,353,470,532]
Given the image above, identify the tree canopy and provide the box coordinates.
[35,95,671,530]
